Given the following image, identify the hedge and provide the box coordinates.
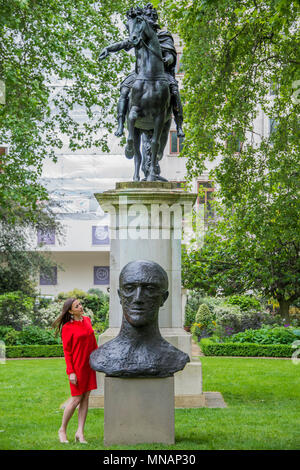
[5,344,64,358]
[200,339,293,358]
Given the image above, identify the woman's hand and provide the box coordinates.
[69,373,77,385]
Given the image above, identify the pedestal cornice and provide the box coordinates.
[94,181,197,207]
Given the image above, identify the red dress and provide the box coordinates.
[61,316,98,396]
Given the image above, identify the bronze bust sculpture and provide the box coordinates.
[89,260,190,377]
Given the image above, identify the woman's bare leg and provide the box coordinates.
[76,391,91,439]
[59,395,82,440]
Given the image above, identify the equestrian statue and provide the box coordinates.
[98,3,184,182]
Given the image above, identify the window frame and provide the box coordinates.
[197,180,215,220]
[169,130,184,155]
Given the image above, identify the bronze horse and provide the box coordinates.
[99,6,174,181]
[125,9,172,181]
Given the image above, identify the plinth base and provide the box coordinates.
[104,376,175,446]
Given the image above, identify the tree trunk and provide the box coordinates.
[278,298,291,323]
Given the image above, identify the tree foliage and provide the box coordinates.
[0,203,59,295]
[0,0,137,222]
[161,0,300,317]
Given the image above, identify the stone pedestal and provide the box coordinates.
[90,182,204,407]
[104,377,175,446]
[94,182,196,332]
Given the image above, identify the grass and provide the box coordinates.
[0,356,299,450]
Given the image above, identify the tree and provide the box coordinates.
[161,0,300,318]
[0,202,59,296]
[0,0,136,223]
[182,201,300,321]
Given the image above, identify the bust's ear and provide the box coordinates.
[161,290,169,306]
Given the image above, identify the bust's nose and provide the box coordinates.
[133,286,143,303]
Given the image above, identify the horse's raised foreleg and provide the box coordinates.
[125,105,140,159]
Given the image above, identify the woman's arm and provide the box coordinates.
[61,326,75,375]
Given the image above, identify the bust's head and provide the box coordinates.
[118,260,169,328]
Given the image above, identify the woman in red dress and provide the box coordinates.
[53,298,98,444]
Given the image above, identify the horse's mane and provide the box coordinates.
[126,4,160,31]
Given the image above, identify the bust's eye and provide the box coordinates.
[145,285,155,291]
[123,285,135,292]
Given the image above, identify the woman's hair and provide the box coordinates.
[52,297,76,336]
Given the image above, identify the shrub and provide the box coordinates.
[83,292,109,323]
[82,294,102,314]
[18,326,61,345]
[33,301,62,328]
[87,288,105,298]
[226,326,300,345]
[214,310,243,337]
[56,288,87,301]
[200,338,293,357]
[3,328,21,346]
[35,300,94,328]
[226,294,261,311]
[6,344,64,358]
[0,291,34,330]
[0,326,14,341]
[92,321,108,334]
[199,296,227,313]
[184,306,196,327]
[184,290,206,326]
[195,303,214,324]
[213,303,241,318]
[0,325,61,346]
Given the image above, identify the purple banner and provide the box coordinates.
[92,225,109,245]
[37,228,55,245]
[94,266,110,285]
[40,266,57,285]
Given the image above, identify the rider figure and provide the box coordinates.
[98,4,185,139]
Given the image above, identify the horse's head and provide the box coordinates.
[126,5,159,46]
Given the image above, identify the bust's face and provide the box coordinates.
[118,262,168,328]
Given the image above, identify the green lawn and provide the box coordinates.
[0,356,299,450]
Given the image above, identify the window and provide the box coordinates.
[176,53,184,74]
[226,132,243,153]
[40,266,57,286]
[37,228,55,245]
[94,266,110,285]
[0,146,7,173]
[0,80,5,105]
[92,225,109,245]
[197,181,215,221]
[269,117,278,135]
[170,131,184,154]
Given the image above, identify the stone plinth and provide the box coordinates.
[90,182,203,408]
[94,182,197,332]
[104,376,175,446]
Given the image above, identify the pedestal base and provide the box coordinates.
[104,376,175,446]
[89,328,203,408]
